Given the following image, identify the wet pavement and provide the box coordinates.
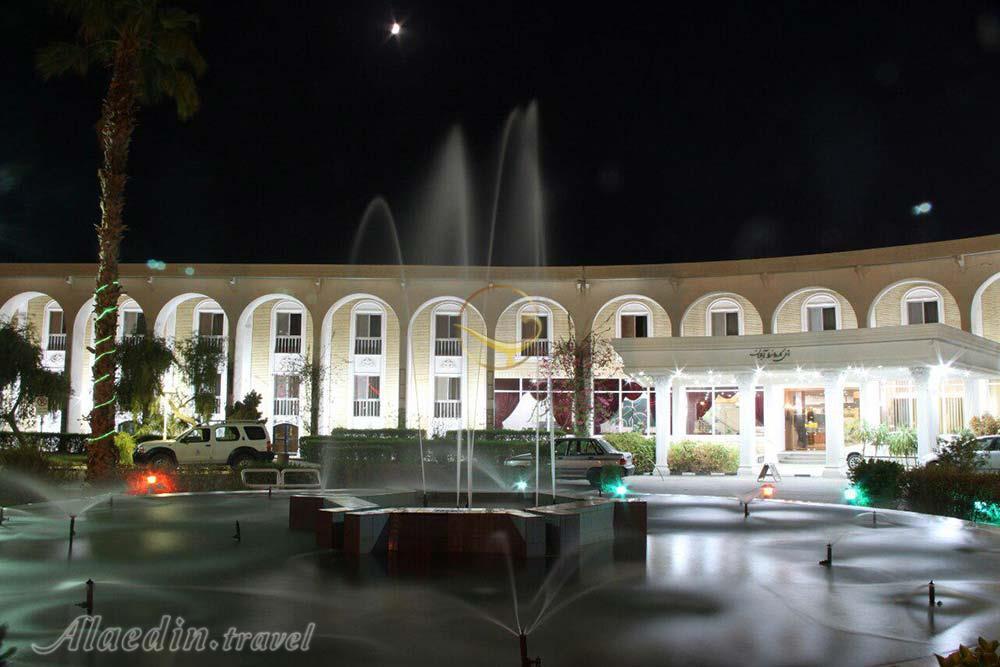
[0,491,998,666]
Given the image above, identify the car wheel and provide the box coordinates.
[585,467,602,489]
[846,453,863,470]
[230,452,254,470]
[148,452,176,470]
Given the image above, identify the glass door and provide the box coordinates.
[784,389,826,451]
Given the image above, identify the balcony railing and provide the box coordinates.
[354,337,382,355]
[47,333,67,351]
[353,398,380,417]
[122,333,144,346]
[274,335,301,354]
[198,334,226,351]
[274,397,300,416]
[520,340,550,357]
[434,400,461,419]
[434,338,462,357]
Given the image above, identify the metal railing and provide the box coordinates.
[274,397,300,416]
[353,398,380,417]
[354,337,382,355]
[434,400,462,419]
[521,340,550,357]
[199,334,226,350]
[47,333,67,351]
[122,334,144,346]
[274,335,301,354]
[434,338,462,356]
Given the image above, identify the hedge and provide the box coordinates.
[602,433,655,474]
[668,440,739,474]
[0,431,88,454]
[902,467,1000,521]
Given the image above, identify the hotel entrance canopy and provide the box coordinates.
[612,324,1000,476]
[612,324,1000,381]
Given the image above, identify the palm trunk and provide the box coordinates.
[87,33,139,481]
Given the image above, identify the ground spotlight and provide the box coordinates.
[760,483,775,499]
[513,480,528,492]
[614,484,628,497]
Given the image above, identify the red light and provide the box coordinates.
[761,484,775,498]
[146,474,157,485]
[619,457,627,465]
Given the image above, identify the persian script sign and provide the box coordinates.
[749,347,791,363]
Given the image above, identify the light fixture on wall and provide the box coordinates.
[65,276,73,285]
[229,277,237,286]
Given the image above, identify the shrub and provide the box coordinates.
[114,431,136,466]
[970,414,1000,437]
[0,431,87,454]
[0,442,51,474]
[901,467,1000,520]
[885,426,917,458]
[599,464,624,492]
[602,432,655,474]
[668,440,738,474]
[935,429,984,472]
[847,459,905,503]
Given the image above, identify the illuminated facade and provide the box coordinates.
[2,234,999,472]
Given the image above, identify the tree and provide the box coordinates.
[281,355,326,436]
[175,336,226,424]
[227,391,263,421]
[539,330,621,435]
[38,0,206,480]
[115,335,173,424]
[0,320,71,447]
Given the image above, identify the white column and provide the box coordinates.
[822,371,846,477]
[911,367,938,459]
[963,377,984,428]
[736,372,757,477]
[859,379,881,427]
[653,375,672,475]
[763,383,783,463]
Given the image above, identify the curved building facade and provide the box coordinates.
[2,234,999,473]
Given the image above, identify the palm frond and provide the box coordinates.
[36,41,93,79]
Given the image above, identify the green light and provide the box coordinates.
[614,484,627,497]
[844,488,858,501]
[973,501,1000,525]
[513,480,528,492]
[844,486,869,506]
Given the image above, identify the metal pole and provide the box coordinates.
[456,428,462,508]
[534,418,540,506]
[548,363,555,502]
[467,428,473,509]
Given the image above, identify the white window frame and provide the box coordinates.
[351,301,386,354]
[616,301,653,338]
[42,300,65,350]
[800,292,841,332]
[193,300,228,339]
[706,298,743,336]
[516,303,552,358]
[117,299,144,339]
[901,287,943,325]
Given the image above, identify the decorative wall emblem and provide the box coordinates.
[749,347,791,363]
[358,356,377,369]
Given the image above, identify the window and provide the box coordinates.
[243,425,267,441]
[121,310,145,337]
[354,312,383,355]
[46,307,66,351]
[198,311,225,336]
[276,312,302,337]
[275,311,302,353]
[619,303,650,338]
[179,428,209,443]
[493,378,573,430]
[435,376,461,401]
[355,312,381,338]
[593,378,654,434]
[686,386,764,436]
[520,310,549,356]
[214,426,240,442]
[708,299,741,336]
[435,313,462,356]
[903,288,941,325]
[803,294,839,332]
[355,375,380,400]
[274,375,300,398]
[434,376,461,418]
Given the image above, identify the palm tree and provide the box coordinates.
[37,1,205,479]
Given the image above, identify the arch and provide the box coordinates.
[867,278,961,328]
[0,291,66,348]
[492,296,574,379]
[233,293,312,402]
[971,271,1000,341]
[319,293,401,431]
[771,286,858,334]
[153,292,229,341]
[680,291,763,337]
[591,294,671,340]
[404,296,488,431]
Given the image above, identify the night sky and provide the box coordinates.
[1,2,999,267]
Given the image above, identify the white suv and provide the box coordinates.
[133,421,275,469]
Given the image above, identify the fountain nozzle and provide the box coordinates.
[0,506,6,525]
[233,521,241,542]
[69,515,77,537]
[819,543,832,567]
[519,633,540,667]
[76,579,94,615]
